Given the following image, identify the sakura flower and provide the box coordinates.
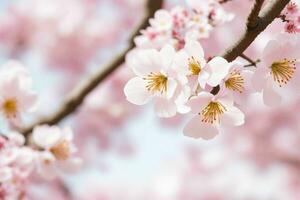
[149,10,173,31]
[183,92,244,139]
[175,40,232,89]
[253,35,300,106]
[0,132,35,185]
[32,125,82,180]
[124,45,186,117]
[219,62,254,104]
[0,61,37,126]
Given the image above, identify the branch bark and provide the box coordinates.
[247,0,264,29]
[223,0,290,62]
[20,0,163,136]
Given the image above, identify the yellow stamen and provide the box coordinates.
[188,56,201,75]
[270,58,296,87]
[225,70,244,93]
[50,140,71,161]
[2,98,18,118]
[144,72,168,94]
[200,101,227,124]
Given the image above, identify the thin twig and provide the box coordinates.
[20,0,164,137]
[240,53,260,67]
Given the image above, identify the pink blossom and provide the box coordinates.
[183,92,244,139]
[0,61,37,126]
[252,35,300,106]
[124,45,186,117]
[32,125,82,180]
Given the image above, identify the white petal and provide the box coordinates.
[175,86,191,114]
[220,106,245,127]
[0,167,12,182]
[160,45,176,69]
[183,115,219,140]
[187,92,213,114]
[173,50,190,75]
[263,80,282,107]
[154,98,177,118]
[207,57,231,87]
[126,49,162,77]
[166,78,177,99]
[124,77,152,105]
[198,70,210,88]
[185,40,204,60]
[36,152,57,180]
[32,126,62,149]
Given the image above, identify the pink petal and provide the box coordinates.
[206,57,230,87]
[126,49,162,77]
[166,78,177,99]
[263,80,282,107]
[252,65,268,91]
[187,92,213,114]
[220,106,245,127]
[154,97,177,118]
[37,152,57,180]
[183,115,219,140]
[185,40,205,61]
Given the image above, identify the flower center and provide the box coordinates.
[225,70,244,93]
[144,72,168,94]
[50,140,71,161]
[270,58,296,87]
[200,101,227,124]
[2,98,18,118]
[188,57,201,75]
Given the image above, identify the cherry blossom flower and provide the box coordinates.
[149,10,173,31]
[32,125,82,180]
[219,62,254,104]
[124,45,186,117]
[252,35,300,106]
[175,40,232,89]
[134,4,233,50]
[0,61,37,126]
[183,92,244,139]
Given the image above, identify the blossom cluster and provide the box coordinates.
[124,5,300,140]
[135,0,233,50]
[0,61,81,198]
[280,1,300,33]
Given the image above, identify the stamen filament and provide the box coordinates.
[270,58,296,87]
[144,72,168,94]
[200,101,227,124]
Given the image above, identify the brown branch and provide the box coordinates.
[247,0,264,29]
[210,0,290,94]
[223,0,290,62]
[20,0,164,137]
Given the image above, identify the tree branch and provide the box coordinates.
[20,0,164,137]
[247,0,264,29]
[223,0,290,62]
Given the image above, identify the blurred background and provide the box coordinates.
[1,0,300,199]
